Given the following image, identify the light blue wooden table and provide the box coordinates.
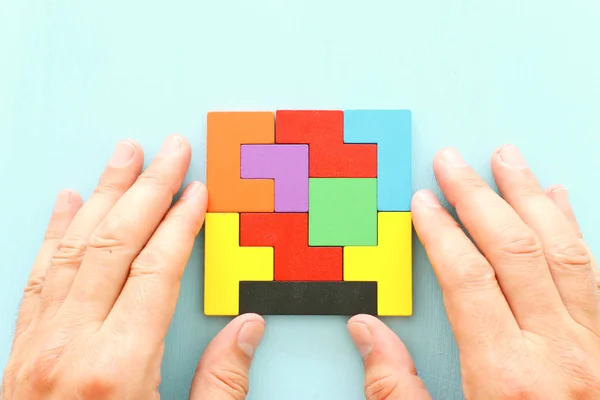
[1,1,599,398]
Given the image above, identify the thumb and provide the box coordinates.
[348,314,432,400]
[189,313,265,400]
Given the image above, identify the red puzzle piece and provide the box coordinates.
[240,213,342,281]
[275,110,377,177]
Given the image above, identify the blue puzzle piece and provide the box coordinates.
[344,110,411,211]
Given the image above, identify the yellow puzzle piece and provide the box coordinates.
[204,213,273,315]
[344,212,412,316]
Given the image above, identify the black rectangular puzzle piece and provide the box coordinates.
[239,281,378,315]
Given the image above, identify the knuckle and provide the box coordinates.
[560,347,600,396]
[135,168,179,199]
[546,237,591,272]
[461,176,489,192]
[44,229,64,241]
[514,183,544,198]
[23,274,45,296]
[163,211,187,227]
[94,175,133,197]
[164,211,199,237]
[2,360,17,391]
[497,228,544,262]
[206,366,249,399]
[93,182,120,197]
[445,253,498,293]
[567,371,600,398]
[136,169,170,191]
[51,233,88,269]
[88,216,129,254]
[490,354,546,400]
[573,227,584,239]
[492,364,539,400]
[364,373,398,400]
[25,367,57,392]
[25,348,64,390]
[78,370,119,398]
[130,248,171,279]
[497,376,537,399]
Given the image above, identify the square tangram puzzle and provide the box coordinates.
[204,110,412,316]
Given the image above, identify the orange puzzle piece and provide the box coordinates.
[275,110,377,178]
[207,112,275,212]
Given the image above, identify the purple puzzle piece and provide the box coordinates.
[241,144,309,212]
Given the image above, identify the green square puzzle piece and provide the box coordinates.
[308,178,377,246]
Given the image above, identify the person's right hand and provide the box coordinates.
[347,145,600,399]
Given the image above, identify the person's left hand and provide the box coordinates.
[346,146,600,399]
[2,135,264,400]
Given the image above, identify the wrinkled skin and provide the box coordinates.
[2,136,265,400]
[2,139,599,399]
[347,146,600,400]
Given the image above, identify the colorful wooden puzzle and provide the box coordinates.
[204,110,412,316]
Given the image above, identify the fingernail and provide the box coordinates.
[440,148,467,166]
[237,320,265,358]
[53,190,71,212]
[108,141,135,167]
[159,135,183,155]
[348,322,373,359]
[498,145,528,169]
[180,181,200,200]
[415,190,441,208]
[548,184,566,194]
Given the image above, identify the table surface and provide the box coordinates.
[1,1,599,399]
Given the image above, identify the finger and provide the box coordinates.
[433,147,568,330]
[545,185,583,237]
[491,146,598,328]
[35,140,143,324]
[546,185,598,269]
[104,181,207,345]
[412,190,520,350]
[348,315,432,400]
[546,185,600,310]
[189,314,265,400]
[63,134,191,323]
[14,189,82,339]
